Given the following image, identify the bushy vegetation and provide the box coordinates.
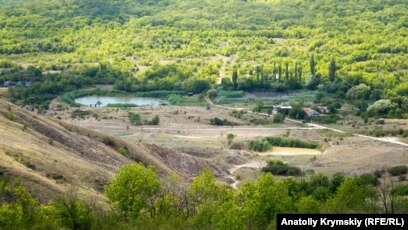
[231,110,245,119]
[273,113,285,123]
[128,112,159,126]
[264,136,320,149]
[311,114,340,124]
[388,165,408,176]
[128,112,142,125]
[2,164,408,229]
[248,139,272,152]
[391,184,408,196]
[364,128,408,138]
[262,160,303,176]
[248,136,320,152]
[209,117,237,126]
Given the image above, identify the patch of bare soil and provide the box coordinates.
[258,147,321,156]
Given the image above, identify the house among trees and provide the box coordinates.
[303,108,320,117]
[318,106,330,114]
[15,81,32,87]
[3,80,12,87]
[273,103,292,111]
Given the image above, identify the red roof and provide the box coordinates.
[303,108,318,116]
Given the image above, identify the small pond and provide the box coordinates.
[75,96,166,107]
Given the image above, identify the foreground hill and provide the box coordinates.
[0,99,222,203]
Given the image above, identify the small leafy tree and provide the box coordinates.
[227,133,236,145]
[52,193,93,230]
[105,163,161,219]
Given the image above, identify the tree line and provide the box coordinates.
[1,163,408,229]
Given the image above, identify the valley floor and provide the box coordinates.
[47,100,408,187]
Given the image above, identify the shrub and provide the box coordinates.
[207,89,218,99]
[249,140,272,152]
[167,94,182,105]
[102,137,115,147]
[262,160,303,176]
[128,112,142,125]
[388,165,408,176]
[117,147,127,156]
[273,113,285,123]
[373,169,385,178]
[147,115,160,125]
[182,78,210,93]
[227,133,236,145]
[263,137,319,149]
[6,110,15,121]
[357,173,379,186]
[217,90,245,98]
[391,184,408,196]
[210,117,237,126]
[313,115,339,124]
[52,195,93,230]
[231,110,245,119]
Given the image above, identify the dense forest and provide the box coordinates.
[0,0,407,116]
[2,163,408,230]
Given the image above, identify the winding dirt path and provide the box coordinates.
[228,161,267,188]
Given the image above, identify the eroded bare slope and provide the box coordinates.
[0,99,222,203]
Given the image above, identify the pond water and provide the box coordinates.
[75,96,166,106]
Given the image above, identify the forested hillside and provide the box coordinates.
[0,0,406,77]
[0,0,407,115]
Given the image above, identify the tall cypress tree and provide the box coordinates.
[285,62,289,83]
[294,62,298,80]
[310,54,316,76]
[232,70,238,90]
[278,64,282,82]
[298,64,303,84]
[329,57,336,82]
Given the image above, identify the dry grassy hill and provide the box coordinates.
[0,99,223,204]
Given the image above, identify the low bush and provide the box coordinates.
[262,160,303,176]
[264,136,320,149]
[147,115,160,125]
[388,165,408,176]
[128,112,142,125]
[312,115,339,124]
[231,110,245,119]
[273,113,285,123]
[249,140,272,152]
[210,117,237,126]
[357,173,379,186]
[391,184,408,196]
[117,147,127,156]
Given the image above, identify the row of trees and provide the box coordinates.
[1,163,408,229]
[224,55,337,92]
